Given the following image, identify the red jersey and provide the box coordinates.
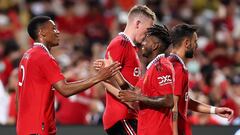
[103,32,141,129]
[168,53,192,135]
[17,43,64,135]
[138,54,174,135]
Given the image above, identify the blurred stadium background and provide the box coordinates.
[0,0,240,134]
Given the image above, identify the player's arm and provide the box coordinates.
[102,81,137,110]
[102,78,121,98]
[119,62,175,109]
[188,98,234,121]
[172,95,179,135]
[119,90,173,109]
[94,56,134,90]
[54,63,120,97]
[113,71,135,90]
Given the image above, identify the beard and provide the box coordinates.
[185,48,194,58]
[142,47,152,58]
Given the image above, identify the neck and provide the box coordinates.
[147,51,159,64]
[45,44,51,51]
[36,40,51,51]
[123,25,135,42]
[171,46,186,62]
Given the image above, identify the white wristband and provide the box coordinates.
[210,106,216,114]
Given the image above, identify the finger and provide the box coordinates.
[119,92,126,97]
[93,61,101,64]
[110,62,121,69]
[228,110,234,121]
[109,64,121,74]
[95,59,105,63]
[108,52,113,63]
[118,92,124,97]
[107,62,118,69]
[112,71,119,76]
[111,67,122,76]
[93,65,102,70]
[93,62,98,67]
[93,64,102,68]
[95,60,105,67]
[93,61,103,67]
[113,65,122,71]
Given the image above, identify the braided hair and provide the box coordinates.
[146,24,171,52]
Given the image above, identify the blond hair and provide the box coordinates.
[128,5,156,21]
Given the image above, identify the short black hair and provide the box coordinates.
[171,24,198,48]
[27,16,51,41]
[146,24,171,51]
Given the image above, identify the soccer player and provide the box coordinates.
[16,16,120,135]
[96,24,174,135]
[103,5,156,135]
[118,24,174,135]
[169,24,234,135]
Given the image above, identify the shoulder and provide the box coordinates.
[167,56,184,71]
[107,35,130,49]
[161,58,173,68]
[31,48,55,64]
[149,57,171,74]
[22,47,49,61]
[160,58,174,74]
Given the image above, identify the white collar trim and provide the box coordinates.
[33,42,54,59]
[118,32,136,47]
[170,53,187,70]
[146,54,165,69]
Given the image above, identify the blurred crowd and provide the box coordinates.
[0,0,240,126]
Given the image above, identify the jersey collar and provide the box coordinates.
[118,32,136,47]
[170,53,187,70]
[146,54,165,70]
[33,42,54,59]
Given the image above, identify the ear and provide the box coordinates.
[184,38,191,49]
[152,42,159,51]
[136,20,141,29]
[39,28,46,38]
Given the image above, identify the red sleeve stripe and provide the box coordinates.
[120,35,129,47]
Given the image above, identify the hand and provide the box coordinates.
[93,53,114,71]
[118,90,141,102]
[96,62,121,81]
[93,59,105,71]
[215,107,234,121]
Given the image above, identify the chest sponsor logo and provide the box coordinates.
[133,67,141,77]
[158,75,172,86]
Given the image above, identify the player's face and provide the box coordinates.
[185,32,198,58]
[142,35,159,58]
[43,20,60,47]
[135,17,154,44]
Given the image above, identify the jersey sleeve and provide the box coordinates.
[105,38,126,65]
[153,62,174,95]
[40,55,65,85]
[173,64,184,96]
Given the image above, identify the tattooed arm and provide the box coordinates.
[172,95,179,135]
[119,90,173,109]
